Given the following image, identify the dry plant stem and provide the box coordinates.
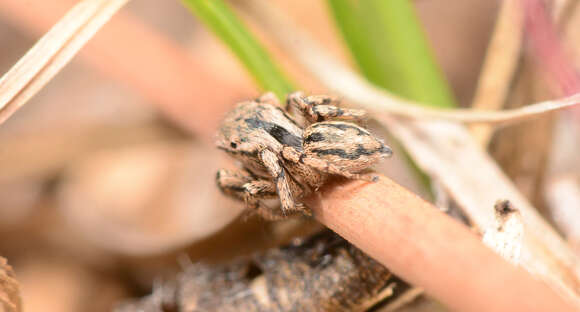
[305,176,578,312]
[0,0,130,125]
[468,0,524,145]
[245,0,580,302]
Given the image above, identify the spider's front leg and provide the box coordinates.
[259,148,310,217]
[216,168,277,206]
[216,168,294,220]
[287,91,367,125]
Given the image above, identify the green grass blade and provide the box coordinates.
[327,0,387,86]
[328,0,456,108]
[328,0,457,189]
[182,0,294,99]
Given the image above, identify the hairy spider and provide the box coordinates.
[216,92,392,220]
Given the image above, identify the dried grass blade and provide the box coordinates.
[0,0,130,125]
[469,0,524,144]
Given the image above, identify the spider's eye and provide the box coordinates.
[230,142,238,148]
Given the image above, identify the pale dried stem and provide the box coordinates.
[244,0,580,303]
[468,0,524,145]
[306,176,579,312]
[0,0,130,125]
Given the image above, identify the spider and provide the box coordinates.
[216,92,392,220]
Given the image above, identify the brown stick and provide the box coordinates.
[305,175,579,312]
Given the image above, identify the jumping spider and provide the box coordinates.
[216,92,392,220]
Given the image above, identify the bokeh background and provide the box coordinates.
[3,0,579,311]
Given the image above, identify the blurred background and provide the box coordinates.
[1,0,579,311]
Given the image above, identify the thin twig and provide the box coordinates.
[0,0,130,125]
